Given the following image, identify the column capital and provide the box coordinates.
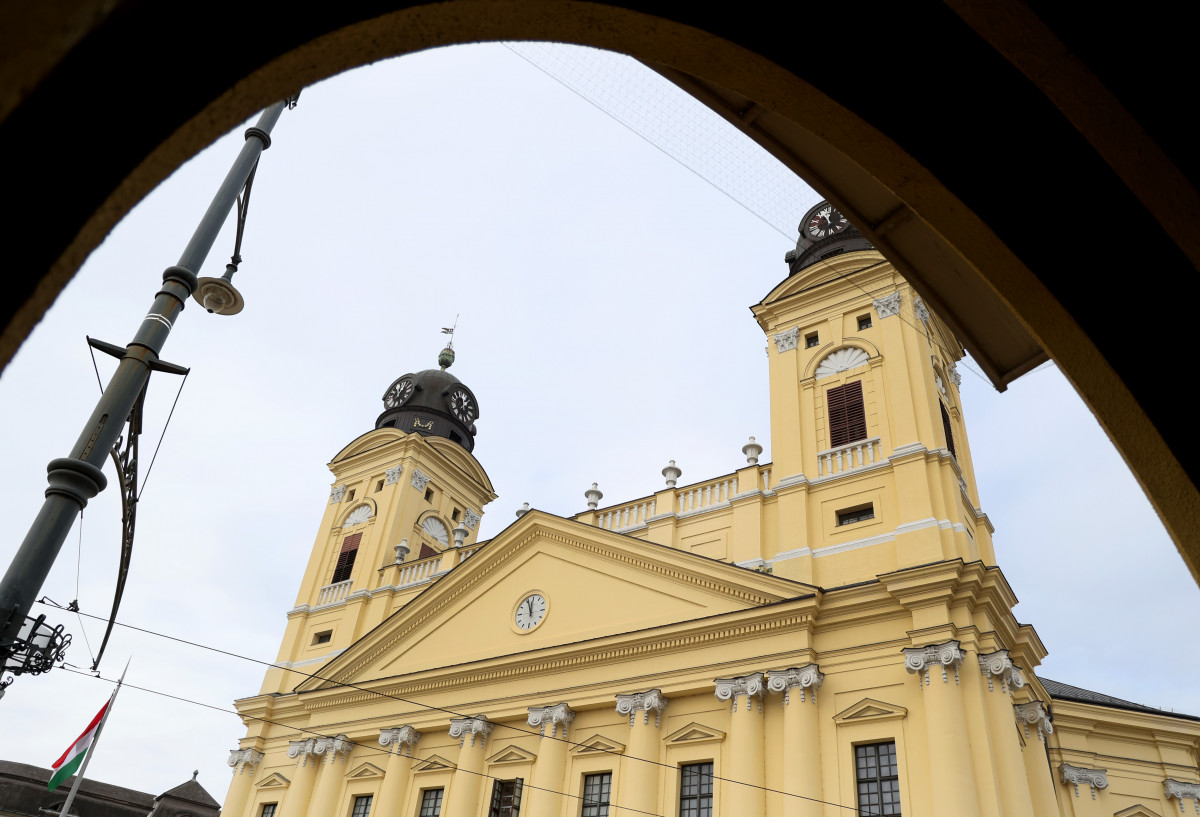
[1013,701,1053,741]
[616,689,669,728]
[1060,764,1108,799]
[874,291,902,318]
[380,725,422,756]
[766,664,824,705]
[714,673,765,712]
[313,734,353,765]
[449,715,493,748]
[228,748,264,775]
[1164,779,1200,813]
[903,640,965,686]
[528,702,575,739]
[288,738,318,767]
[977,649,1024,694]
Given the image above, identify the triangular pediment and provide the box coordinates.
[346,762,386,780]
[256,773,290,789]
[570,733,626,756]
[834,698,908,724]
[412,754,457,774]
[486,744,537,765]
[299,512,814,690]
[663,722,725,745]
[1114,806,1162,817]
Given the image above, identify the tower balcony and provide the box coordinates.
[316,578,353,606]
[816,437,882,478]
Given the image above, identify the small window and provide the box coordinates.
[488,779,523,817]
[857,314,872,330]
[261,805,277,817]
[838,504,875,526]
[375,479,384,493]
[805,332,820,348]
[856,742,900,816]
[940,402,957,459]
[679,763,713,817]
[449,430,464,444]
[312,630,332,646]
[581,773,611,817]
[351,795,373,817]
[452,508,461,522]
[347,488,356,502]
[419,790,444,817]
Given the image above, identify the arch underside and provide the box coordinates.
[2,1,1196,580]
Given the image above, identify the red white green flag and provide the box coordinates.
[48,699,110,791]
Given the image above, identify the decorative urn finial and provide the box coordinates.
[585,483,603,510]
[394,538,410,564]
[516,502,530,518]
[743,436,763,465]
[438,346,455,370]
[452,524,469,548]
[662,460,682,488]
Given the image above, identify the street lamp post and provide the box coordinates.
[0,96,296,693]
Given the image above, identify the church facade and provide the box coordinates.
[221,203,1200,817]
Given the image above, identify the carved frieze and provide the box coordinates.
[1013,701,1053,741]
[384,465,403,485]
[379,725,422,757]
[528,703,575,739]
[873,292,901,318]
[329,485,346,504]
[1164,780,1200,813]
[411,469,432,491]
[903,640,966,686]
[227,748,263,775]
[773,327,800,353]
[1061,764,1108,799]
[615,689,669,728]
[766,664,825,705]
[714,673,765,713]
[449,715,493,748]
[977,650,1024,694]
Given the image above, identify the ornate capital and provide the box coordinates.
[1164,780,1200,813]
[977,650,1024,694]
[449,715,493,748]
[766,664,825,705]
[329,485,346,504]
[313,734,352,765]
[914,297,930,324]
[903,640,965,686]
[288,738,319,767]
[463,508,481,530]
[714,673,765,713]
[873,292,901,318]
[1013,701,1053,742]
[227,748,263,775]
[528,703,575,739]
[384,465,403,485]
[411,468,431,491]
[615,689,669,728]
[1060,764,1108,799]
[949,363,962,387]
[379,725,421,757]
[773,327,800,353]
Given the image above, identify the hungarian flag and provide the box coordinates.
[48,699,110,791]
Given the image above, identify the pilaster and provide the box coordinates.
[377,726,421,817]
[446,716,493,817]
[976,651,1035,817]
[224,748,264,817]
[715,674,765,817]
[1015,702,1059,817]
[767,666,823,817]
[527,704,575,817]
[615,690,668,817]
[305,735,353,817]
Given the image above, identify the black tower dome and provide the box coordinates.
[376,346,479,452]
[785,200,874,275]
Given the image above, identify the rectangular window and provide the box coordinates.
[312,630,332,646]
[261,805,277,817]
[806,332,820,348]
[375,479,384,493]
[452,508,461,522]
[827,381,868,447]
[347,489,356,502]
[581,773,611,817]
[488,779,524,817]
[419,790,444,817]
[940,402,957,459]
[424,488,434,503]
[678,763,713,817]
[837,504,875,526]
[351,796,373,817]
[858,314,872,330]
[856,742,900,817]
[331,532,362,584]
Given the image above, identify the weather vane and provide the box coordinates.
[441,315,459,350]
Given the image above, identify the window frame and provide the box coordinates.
[331,531,362,584]
[580,772,612,817]
[677,762,714,817]
[350,794,373,817]
[418,788,444,817]
[854,741,901,817]
[827,380,868,447]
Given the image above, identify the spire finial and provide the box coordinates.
[439,316,459,369]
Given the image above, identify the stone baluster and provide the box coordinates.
[715,674,766,817]
[526,703,576,817]
[767,666,824,817]
[376,726,421,817]
[615,690,668,817]
[446,716,494,817]
[306,735,353,817]
[1013,702,1058,817]
[903,641,981,817]
[976,651,1036,817]
[223,748,264,817]
[277,739,322,817]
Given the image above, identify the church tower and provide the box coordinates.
[256,347,497,697]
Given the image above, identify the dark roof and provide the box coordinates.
[0,761,220,817]
[158,778,219,808]
[1041,678,1200,722]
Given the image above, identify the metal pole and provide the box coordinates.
[0,100,290,660]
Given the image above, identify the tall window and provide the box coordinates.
[678,763,713,817]
[488,779,524,817]
[260,805,277,817]
[828,381,868,447]
[940,402,957,459]
[331,532,362,583]
[350,795,373,817]
[855,742,900,816]
[419,789,444,817]
[581,773,611,817]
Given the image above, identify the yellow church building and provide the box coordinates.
[221,202,1200,817]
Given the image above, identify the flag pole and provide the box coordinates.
[57,658,130,817]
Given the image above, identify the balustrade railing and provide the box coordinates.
[759,467,772,492]
[597,499,656,531]
[317,579,353,606]
[458,545,480,563]
[677,476,736,514]
[817,437,881,477]
[395,554,441,587]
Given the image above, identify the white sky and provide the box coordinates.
[0,43,1196,802]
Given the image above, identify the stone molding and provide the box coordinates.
[449,715,493,748]
[1164,780,1200,813]
[1061,764,1108,799]
[766,664,824,705]
[977,649,1024,693]
[1013,701,1053,741]
[329,485,346,504]
[616,689,669,728]
[714,673,765,712]
[773,327,800,353]
[914,297,930,324]
[228,748,264,775]
[528,702,575,739]
[411,468,432,491]
[903,640,966,686]
[949,363,962,387]
[384,465,402,485]
[379,725,421,756]
[873,291,901,318]
[288,735,351,767]
[463,508,481,530]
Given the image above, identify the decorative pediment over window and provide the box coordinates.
[486,745,537,765]
[833,697,908,724]
[570,733,626,756]
[816,347,870,379]
[255,773,291,790]
[345,762,386,780]
[663,722,725,746]
[1114,806,1163,817]
[412,754,457,774]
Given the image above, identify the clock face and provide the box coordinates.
[514,593,547,630]
[384,378,414,408]
[806,205,850,239]
[447,388,476,423]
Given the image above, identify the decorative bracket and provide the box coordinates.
[1061,764,1108,799]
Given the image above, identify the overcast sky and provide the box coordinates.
[1,43,1196,802]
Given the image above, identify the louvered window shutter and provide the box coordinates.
[941,402,957,459]
[488,781,504,817]
[511,779,524,815]
[828,381,867,447]
[331,532,362,583]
